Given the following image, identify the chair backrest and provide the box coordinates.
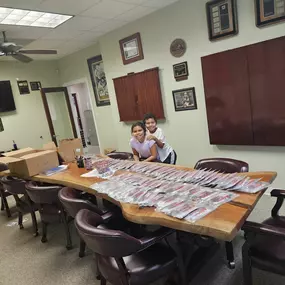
[1,176,26,195]
[107,152,133,160]
[58,187,104,218]
[194,158,249,173]
[0,163,8,172]
[75,209,141,257]
[25,181,62,205]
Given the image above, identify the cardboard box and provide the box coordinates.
[58,138,83,163]
[0,157,20,165]
[43,142,57,151]
[104,148,116,155]
[8,150,59,177]
[3,147,35,158]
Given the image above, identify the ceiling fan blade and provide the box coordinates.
[5,44,22,53]
[11,53,33,63]
[19,49,57,55]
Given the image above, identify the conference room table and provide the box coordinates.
[0,162,277,278]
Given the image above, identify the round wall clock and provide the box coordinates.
[170,38,187,58]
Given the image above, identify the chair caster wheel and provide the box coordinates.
[96,275,101,280]
[66,245,73,250]
[228,261,235,269]
[79,252,85,258]
[34,232,39,237]
[19,225,24,229]
[41,237,47,243]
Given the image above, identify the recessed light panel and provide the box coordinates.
[0,7,73,28]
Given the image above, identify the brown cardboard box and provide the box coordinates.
[104,148,116,155]
[8,150,59,177]
[58,138,83,163]
[3,147,35,158]
[0,156,19,165]
[43,142,57,151]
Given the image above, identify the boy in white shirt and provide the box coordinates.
[143,113,177,164]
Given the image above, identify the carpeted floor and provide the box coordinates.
[1,194,285,285]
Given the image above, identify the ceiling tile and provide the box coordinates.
[92,18,128,33]
[56,40,94,56]
[41,25,83,40]
[1,26,50,39]
[141,0,178,8]
[38,0,102,15]
[0,0,44,10]
[73,31,104,42]
[58,16,106,32]
[81,0,135,19]
[23,39,66,49]
[115,5,156,22]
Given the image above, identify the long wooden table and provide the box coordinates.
[0,163,277,242]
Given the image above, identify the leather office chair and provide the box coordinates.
[0,163,12,218]
[75,209,185,285]
[194,157,249,269]
[1,176,38,235]
[58,187,109,257]
[25,181,72,249]
[242,189,285,285]
[107,152,134,160]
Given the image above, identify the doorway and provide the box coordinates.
[41,87,77,146]
[65,80,100,155]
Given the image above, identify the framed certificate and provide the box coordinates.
[206,0,238,41]
[255,0,285,27]
[119,33,144,65]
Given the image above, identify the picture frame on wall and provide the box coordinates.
[255,0,285,27]
[119,32,144,65]
[17,80,30,95]
[172,87,197,112]
[173,61,189,81]
[206,0,238,41]
[87,55,110,107]
[30,81,41,91]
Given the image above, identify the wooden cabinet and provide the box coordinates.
[113,68,164,121]
[201,36,285,146]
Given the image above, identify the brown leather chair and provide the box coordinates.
[58,187,109,257]
[1,176,38,235]
[194,157,249,269]
[0,163,12,218]
[25,181,72,249]
[75,209,185,285]
[242,189,285,285]
[194,157,248,173]
[107,152,134,160]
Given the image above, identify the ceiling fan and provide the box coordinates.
[0,31,57,63]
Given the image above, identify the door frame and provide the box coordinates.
[41,87,77,146]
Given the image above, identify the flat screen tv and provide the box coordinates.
[0,80,16,112]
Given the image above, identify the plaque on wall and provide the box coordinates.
[206,0,238,41]
[30,81,41,91]
[17,80,30,95]
[173,61,189,81]
[170,39,187,58]
[0,118,3,132]
[255,0,285,27]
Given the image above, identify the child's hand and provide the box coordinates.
[147,135,157,141]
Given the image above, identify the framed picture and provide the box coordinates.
[173,61,189,81]
[206,0,238,41]
[172,87,197,112]
[17,80,30,95]
[255,0,285,27]
[119,32,144,65]
[170,38,187,58]
[30,81,41,91]
[0,118,3,132]
[87,55,110,107]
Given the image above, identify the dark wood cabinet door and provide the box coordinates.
[113,75,139,121]
[202,48,254,145]
[247,37,285,145]
[138,68,165,119]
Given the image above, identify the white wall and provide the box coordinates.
[58,44,117,152]
[0,60,60,151]
[99,0,285,187]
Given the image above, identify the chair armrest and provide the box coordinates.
[101,211,114,223]
[271,189,285,199]
[242,221,285,239]
[138,227,175,249]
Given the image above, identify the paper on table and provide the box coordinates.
[81,168,115,178]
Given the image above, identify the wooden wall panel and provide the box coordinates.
[202,48,254,145]
[247,37,285,145]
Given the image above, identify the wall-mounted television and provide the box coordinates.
[0,80,16,112]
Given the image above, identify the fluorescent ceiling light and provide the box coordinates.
[0,7,73,28]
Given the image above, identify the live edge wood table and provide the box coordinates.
[0,163,277,279]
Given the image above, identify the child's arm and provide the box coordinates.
[144,144,158,162]
[132,148,140,161]
[147,135,164,149]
